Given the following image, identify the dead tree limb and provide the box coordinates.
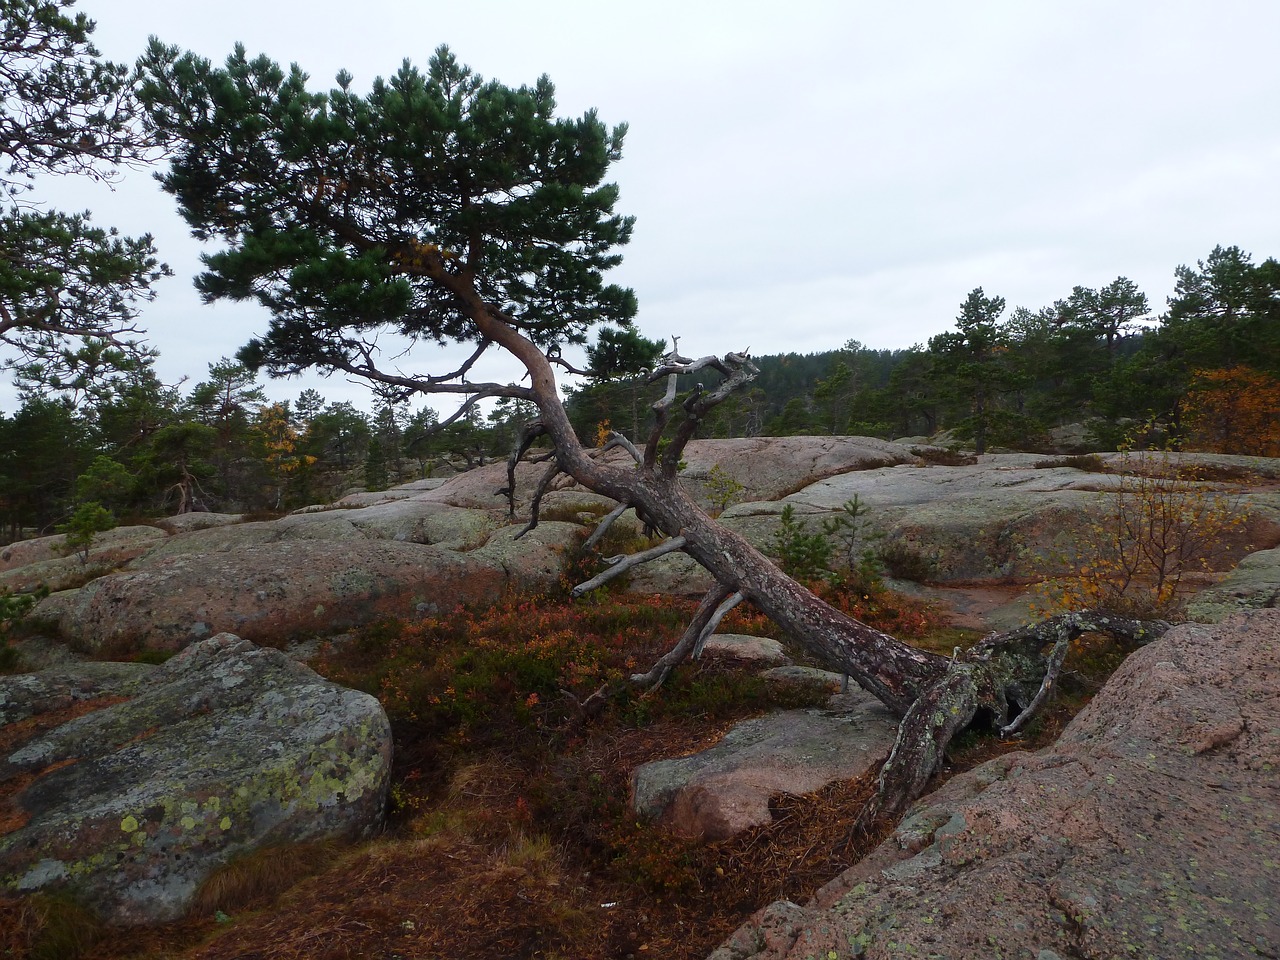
[515,459,564,539]
[630,583,735,689]
[853,610,1171,829]
[691,591,745,658]
[600,430,642,464]
[502,421,550,518]
[570,536,688,597]
[582,502,632,552]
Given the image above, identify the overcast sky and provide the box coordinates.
[12,0,1280,412]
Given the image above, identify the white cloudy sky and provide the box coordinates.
[12,0,1280,411]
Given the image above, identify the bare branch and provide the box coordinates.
[662,351,759,470]
[501,421,549,517]
[582,501,631,552]
[643,370,678,470]
[515,460,564,539]
[570,535,688,598]
[999,633,1070,736]
[546,349,590,376]
[599,430,641,464]
[691,591,745,658]
[973,610,1170,663]
[639,349,760,475]
[332,354,533,402]
[852,609,1173,830]
[630,583,734,689]
[421,338,492,385]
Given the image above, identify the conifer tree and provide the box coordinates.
[139,42,1169,824]
[0,1,167,380]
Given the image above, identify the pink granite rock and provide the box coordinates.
[710,609,1280,959]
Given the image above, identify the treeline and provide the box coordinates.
[3,244,1278,542]
[568,244,1280,456]
[0,354,538,541]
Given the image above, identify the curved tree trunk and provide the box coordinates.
[432,281,1171,824]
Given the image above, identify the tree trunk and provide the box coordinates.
[457,289,1166,823]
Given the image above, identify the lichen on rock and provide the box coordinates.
[0,633,392,924]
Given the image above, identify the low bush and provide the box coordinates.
[1033,445,1248,618]
[876,540,937,583]
[910,445,977,466]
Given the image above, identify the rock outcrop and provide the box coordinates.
[1186,544,1280,622]
[633,687,898,840]
[1,439,1275,654]
[629,449,1279,592]
[0,634,392,924]
[709,609,1280,959]
[0,525,168,594]
[29,519,580,653]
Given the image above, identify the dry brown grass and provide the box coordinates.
[189,841,342,919]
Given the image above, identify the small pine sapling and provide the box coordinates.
[58,501,115,564]
[703,465,745,517]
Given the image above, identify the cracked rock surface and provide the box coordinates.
[709,609,1280,960]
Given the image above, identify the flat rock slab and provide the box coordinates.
[0,634,392,925]
[633,692,898,840]
[29,520,580,653]
[0,526,169,593]
[702,634,790,664]
[710,610,1280,960]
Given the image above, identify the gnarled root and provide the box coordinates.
[854,662,982,832]
[854,610,1171,830]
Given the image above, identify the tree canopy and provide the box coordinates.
[0,0,167,383]
[140,42,637,402]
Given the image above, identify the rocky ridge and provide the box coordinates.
[3,438,1275,658]
[709,610,1280,960]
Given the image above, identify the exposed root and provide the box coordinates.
[855,610,1171,829]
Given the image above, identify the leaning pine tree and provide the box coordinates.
[138,44,1165,826]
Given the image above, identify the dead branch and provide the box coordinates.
[515,460,564,539]
[569,536,688,597]
[582,502,631,552]
[502,421,550,518]
[599,430,642,464]
[999,632,1070,736]
[661,350,759,471]
[691,591,745,658]
[852,610,1172,829]
[643,365,680,470]
[630,583,734,689]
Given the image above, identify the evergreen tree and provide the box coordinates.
[929,288,1011,454]
[1164,245,1280,373]
[186,359,265,507]
[0,0,168,375]
[1055,276,1150,359]
[138,40,1208,823]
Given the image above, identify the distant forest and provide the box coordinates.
[2,244,1277,540]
